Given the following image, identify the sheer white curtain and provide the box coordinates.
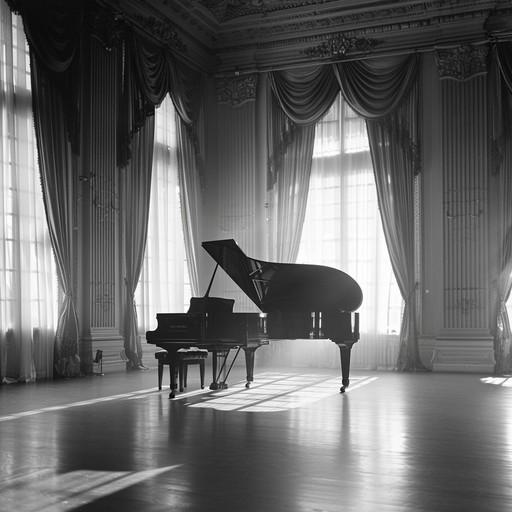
[0,7,58,382]
[291,95,402,370]
[135,96,190,362]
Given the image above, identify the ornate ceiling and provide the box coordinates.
[100,0,512,74]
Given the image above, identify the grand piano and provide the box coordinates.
[146,239,362,397]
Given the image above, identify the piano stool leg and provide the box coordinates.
[179,362,188,392]
[337,342,354,393]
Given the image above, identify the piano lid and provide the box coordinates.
[202,239,363,313]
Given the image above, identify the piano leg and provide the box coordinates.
[210,349,230,390]
[336,341,355,393]
[242,347,257,388]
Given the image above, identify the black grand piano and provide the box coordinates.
[146,239,362,396]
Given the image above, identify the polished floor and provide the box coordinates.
[1,363,512,512]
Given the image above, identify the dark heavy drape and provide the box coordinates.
[268,54,422,370]
[18,0,83,377]
[491,42,512,374]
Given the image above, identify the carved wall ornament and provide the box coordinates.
[450,297,480,316]
[133,14,187,53]
[301,33,378,59]
[92,6,125,51]
[434,44,489,81]
[216,74,258,107]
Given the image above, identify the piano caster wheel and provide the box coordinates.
[340,386,346,393]
[245,382,251,389]
[169,392,175,399]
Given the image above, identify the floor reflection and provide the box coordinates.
[185,372,377,412]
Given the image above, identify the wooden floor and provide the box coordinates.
[1,363,512,512]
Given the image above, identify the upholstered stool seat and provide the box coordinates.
[155,348,208,398]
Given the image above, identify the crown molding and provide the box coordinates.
[98,0,512,75]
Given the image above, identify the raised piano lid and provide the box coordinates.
[202,239,363,314]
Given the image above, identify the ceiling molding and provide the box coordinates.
[99,0,512,75]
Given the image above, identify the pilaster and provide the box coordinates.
[430,44,495,372]
[78,36,125,374]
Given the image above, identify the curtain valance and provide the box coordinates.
[333,54,420,119]
[6,0,81,73]
[7,0,82,153]
[128,31,202,125]
[129,32,172,107]
[268,54,420,127]
[268,65,340,125]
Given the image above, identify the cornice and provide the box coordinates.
[97,0,512,74]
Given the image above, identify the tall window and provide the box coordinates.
[0,7,58,382]
[136,96,190,359]
[296,95,402,369]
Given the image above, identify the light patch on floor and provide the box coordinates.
[185,372,378,412]
[0,465,181,512]
[480,376,512,387]
[0,387,160,423]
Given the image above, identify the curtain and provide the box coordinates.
[122,115,155,369]
[267,56,422,370]
[335,55,423,370]
[273,124,316,262]
[30,55,80,378]
[126,28,204,299]
[0,6,58,382]
[367,100,421,371]
[136,96,189,363]
[492,42,512,374]
[22,0,82,378]
[268,66,338,262]
[177,116,202,296]
[260,96,402,370]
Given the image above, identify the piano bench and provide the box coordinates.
[177,348,208,392]
[154,349,208,394]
